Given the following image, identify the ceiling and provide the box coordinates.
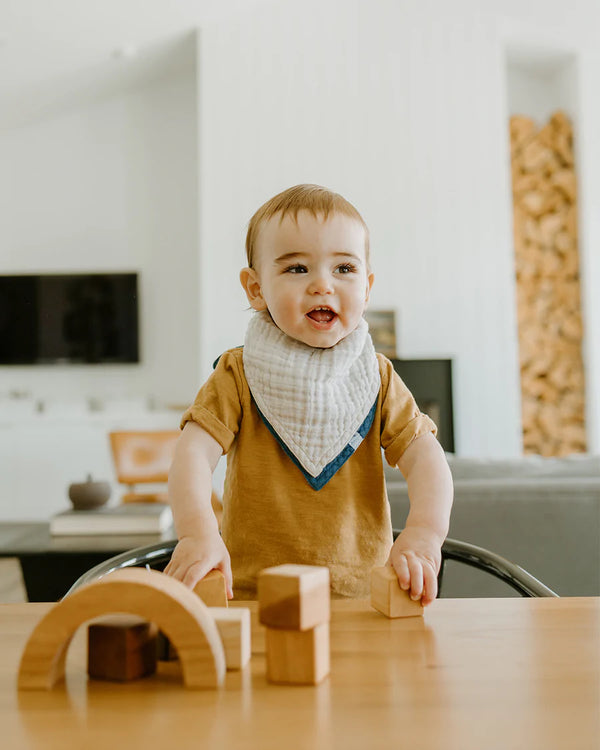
[0,0,269,129]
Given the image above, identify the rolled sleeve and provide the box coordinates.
[383,412,438,468]
[179,349,244,455]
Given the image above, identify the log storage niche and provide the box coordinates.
[510,110,587,456]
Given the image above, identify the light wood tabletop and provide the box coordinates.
[1,597,598,750]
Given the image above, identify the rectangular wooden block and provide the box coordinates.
[193,569,228,607]
[209,607,251,670]
[266,622,329,685]
[88,615,158,682]
[370,566,424,619]
[258,564,330,630]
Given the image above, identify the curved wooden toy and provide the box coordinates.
[18,568,226,690]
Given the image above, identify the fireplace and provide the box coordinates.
[391,359,454,453]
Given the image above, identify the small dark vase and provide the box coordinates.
[68,474,111,510]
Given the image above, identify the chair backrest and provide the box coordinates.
[66,534,559,599]
[109,431,180,485]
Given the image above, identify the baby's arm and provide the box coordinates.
[164,421,233,598]
[389,432,453,606]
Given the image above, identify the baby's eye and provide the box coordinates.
[285,264,308,274]
[335,263,357,274]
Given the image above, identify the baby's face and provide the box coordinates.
[241,210,373,348]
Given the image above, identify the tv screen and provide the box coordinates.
[0,273,139,364]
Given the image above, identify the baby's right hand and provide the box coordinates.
[164,533,233,599]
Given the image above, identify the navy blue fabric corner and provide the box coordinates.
[256,399,378,490]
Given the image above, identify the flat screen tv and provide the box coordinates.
[0,273,139,365]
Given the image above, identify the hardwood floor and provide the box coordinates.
[0,559,27,602]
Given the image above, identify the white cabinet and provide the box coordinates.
[0,411,181,521]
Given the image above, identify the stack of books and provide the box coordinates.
[50,503,173,536]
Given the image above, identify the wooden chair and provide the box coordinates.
[109,431,180,504]
[108,430,223,525]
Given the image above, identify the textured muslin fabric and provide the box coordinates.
[243,310,380,483]
[180,348,437,599]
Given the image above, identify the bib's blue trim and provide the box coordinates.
[256,399,378,491]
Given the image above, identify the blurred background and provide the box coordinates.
[0,1,598,537]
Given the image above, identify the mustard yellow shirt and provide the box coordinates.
[181,348,437,598]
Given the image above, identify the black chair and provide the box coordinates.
[66,531,558,598]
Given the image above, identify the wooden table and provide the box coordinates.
[1,597,598,749]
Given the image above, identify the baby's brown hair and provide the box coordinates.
[245,184,370,269]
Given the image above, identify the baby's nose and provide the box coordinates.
[308,272,334,294]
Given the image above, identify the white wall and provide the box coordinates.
[197,0,520,456]
[0,67,200,408]
[196,0,600,456]
[1,0,598,458]
[577,48,600,452]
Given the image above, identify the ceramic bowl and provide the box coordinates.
[68,476,111,510]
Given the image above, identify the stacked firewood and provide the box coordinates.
[510,110,587,456]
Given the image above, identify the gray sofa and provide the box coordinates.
[385,453,600,597]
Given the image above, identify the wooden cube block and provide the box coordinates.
[258,564,330,630]
[370,566,424,618]
[209,607,251,670]
[88,615,158,682]
[193,569,228,607]
[266,622,329,685]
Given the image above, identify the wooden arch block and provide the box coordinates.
[18,568,226,690]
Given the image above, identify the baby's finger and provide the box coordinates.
[182,560,211,589]
[391,555,410,590]
[164,559,186,581]
[216,559,234,599]
[406,555,424,600]
[421,560,438,605]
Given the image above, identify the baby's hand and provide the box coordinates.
[387,526,443,606]
[164,533,233,599]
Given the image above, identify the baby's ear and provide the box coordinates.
[364,271,375,305]
[240,267,267,311]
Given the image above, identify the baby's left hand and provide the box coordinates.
[387,526,443,606]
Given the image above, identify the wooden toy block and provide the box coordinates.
[209,607,251,670]
[193,569,228,607]
[162,607,251,668]
[156,631,175,661]
[88,615,158,682]
[18,568,226,690]
[159,570,229,661]
[266,622,329,685]
[258,564,330,630]
[370,566,424,618]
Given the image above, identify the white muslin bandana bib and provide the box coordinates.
[243,311,380,490]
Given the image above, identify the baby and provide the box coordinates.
[165,184,453,604]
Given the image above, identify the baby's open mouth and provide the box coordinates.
[307,307,336,323]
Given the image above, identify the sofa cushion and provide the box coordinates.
[444,453,600,481]
[383,452,600,484]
